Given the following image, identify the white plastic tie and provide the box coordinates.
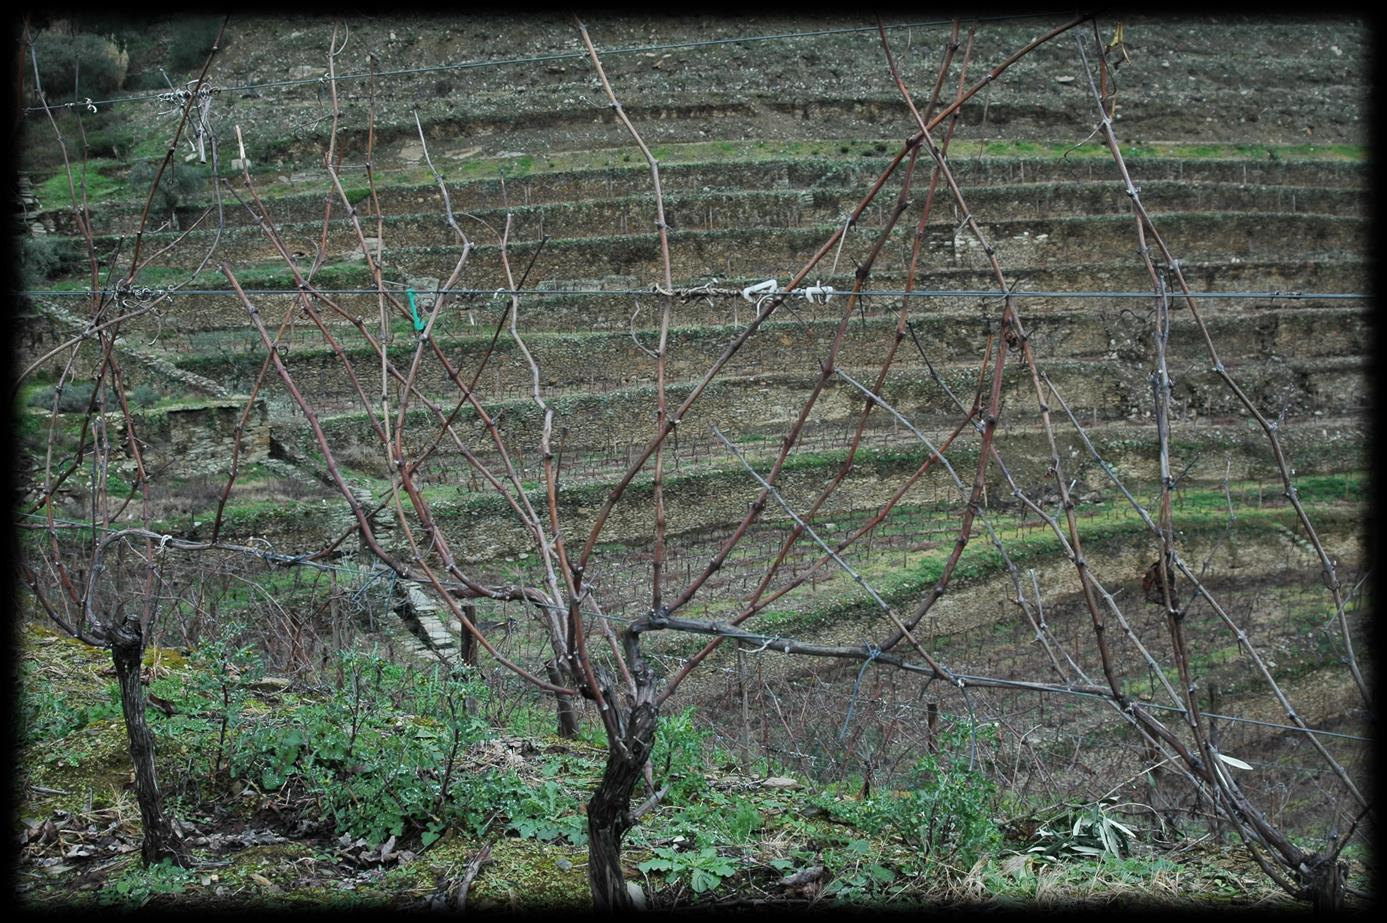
[740,279,778,303]
[801,281,835,304]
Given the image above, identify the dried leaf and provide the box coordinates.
[780,864,825,888]
[1001,853,1032,878]
[1216,753,1254,771]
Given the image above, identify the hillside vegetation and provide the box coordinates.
[14,13,1370,910]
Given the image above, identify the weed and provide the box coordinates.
[170,632,265,780]
[129,383,164,408]
[99,859,195,907]
[506,779,588,845]
[638,845,739,895]
[651,707,710,804]
[811,721,1002,877]
[652,785,770,849]
[25,379,120,413]
[18,664,122,746]
[822,838,897,900]
[211,652,500,847]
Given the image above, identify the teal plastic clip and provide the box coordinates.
[407,289,426,333]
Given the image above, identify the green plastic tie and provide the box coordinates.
[407,288,425,333]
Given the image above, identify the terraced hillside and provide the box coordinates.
[15,13,1369,906]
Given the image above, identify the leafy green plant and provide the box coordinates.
[99,859,195,906]
[651,707,710,804]
[725,799,763,844]
[445,768,528,839]
[662,789,765,848]
[149,631,264,784]
[809,722,1002,873]
[638,845,738,895]
[17,666,122,746]
[891,751,1003,868]
[506,779,588,845]
[822,838,896,900]
[220,651,496,847]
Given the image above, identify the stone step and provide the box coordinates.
[394,580,463,663]
[27,299,230,399]
[82,211,1367,280]
[191,318,1369,419]
[60,173,1366,237]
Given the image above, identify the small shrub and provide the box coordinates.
[129,383,163,407]
[80,110,139,160]
[28,31,128,99]
[18,235,84,287]
[164,16,223,73]
[27,380,119,413]
[124,70,172,92]
[127,161,209,217]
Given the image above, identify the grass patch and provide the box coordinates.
[36,159,125,206]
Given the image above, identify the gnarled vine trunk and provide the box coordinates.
[1302,853,1347,912]
[586,702,658,911]
[109,615,185,866]
[546,659,581,739]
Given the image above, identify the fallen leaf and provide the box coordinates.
[1216,753,1254,771]
[1001,853,1032,878]
[780,865,825,888]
